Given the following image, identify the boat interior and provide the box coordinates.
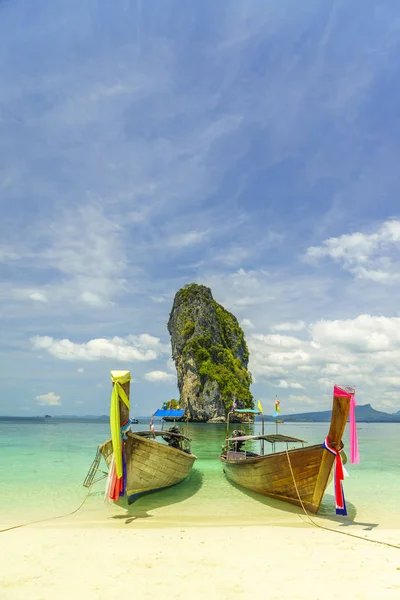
[223,433,308,460]
[134,429,193,454]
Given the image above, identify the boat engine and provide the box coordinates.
[230,429,246,453]
[162,426,181,449]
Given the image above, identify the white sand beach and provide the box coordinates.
[1,523,399,600]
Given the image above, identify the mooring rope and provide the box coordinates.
[0,483,94,534]
[285,449,400,550]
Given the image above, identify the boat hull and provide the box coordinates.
[220,444,333,513]
[100,433,197,502]
[220,392,351,513]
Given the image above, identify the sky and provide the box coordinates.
[1,0,400,417]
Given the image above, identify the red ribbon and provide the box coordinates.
[323,436,347,515]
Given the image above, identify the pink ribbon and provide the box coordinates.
[334,385,359,464]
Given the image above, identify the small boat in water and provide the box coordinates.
[86,370,197,504]
[219,386,358,514]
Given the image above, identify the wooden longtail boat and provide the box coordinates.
[100,428,197,504]
[94,370,197,504]
[219,387,354,514]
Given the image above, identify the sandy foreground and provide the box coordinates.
[1,522,399,600]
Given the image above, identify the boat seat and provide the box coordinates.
[227,451,249,460]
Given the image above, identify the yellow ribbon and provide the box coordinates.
[110,372,131,478]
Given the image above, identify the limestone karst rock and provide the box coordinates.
[167,283,253,422]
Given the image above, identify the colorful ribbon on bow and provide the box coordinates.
[121,418,134,439]
[106,445,127,502]
[323,436,347,515]
[333,385,359,464]
[108,371,131,501]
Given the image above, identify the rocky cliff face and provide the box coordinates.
[167,284,253,422]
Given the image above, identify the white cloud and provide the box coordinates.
[0,247,20,262]
[252,334,303,348]
[29,291,48,303]
[201,266,330,322]
[231,268,262,291]
[80,292,106,307]
[44,204,128,306]
[311,315,400,352]
[306,218,400,283]
[144,370,176,383]
[77,368,84,373]
[214,246,253,267]
[267,349,310,366]
[381,376,400,387]
[31,334,163,362]
[212,228,285,267]
[10,288,50,304]
[241,318,255,330]
[168,230,209,248]
[133,333,166,348]
[245,313,400,410]
[150,294,173,303]
[3,204,129,308]
[272,321,306,332]
[276,380,304,389]
[288,395,314,404]
[35,392,61,406]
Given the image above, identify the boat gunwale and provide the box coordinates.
[219,442,323,465]
[99,432,197,461]
[129,432,197,459]
[224,433,307,444]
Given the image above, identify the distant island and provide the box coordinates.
[0,415,110,423]
[259,403,400,423]
[1,404,399,423]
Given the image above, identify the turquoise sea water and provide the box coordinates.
[1,420,399,532]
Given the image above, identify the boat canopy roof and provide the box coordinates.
[153,409,185,417]
[226,433,307,444]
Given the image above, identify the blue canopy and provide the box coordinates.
[153,409,185,418]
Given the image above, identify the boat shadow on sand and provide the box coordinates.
[225,479,379,532]
[110,468,203,525]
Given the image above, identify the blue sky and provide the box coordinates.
[1,0,400,416]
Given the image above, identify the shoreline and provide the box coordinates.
[2,474,400,533]
[2,492,400,539]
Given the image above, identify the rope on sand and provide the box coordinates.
[285,449,400,551]
[0,484,94,534]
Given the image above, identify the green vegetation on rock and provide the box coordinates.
[181,320,195,339]
[191,339,252,411]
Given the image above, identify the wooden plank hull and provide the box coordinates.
[100,433,197,503]
[220,445,333,513]
[219,393,351,513]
